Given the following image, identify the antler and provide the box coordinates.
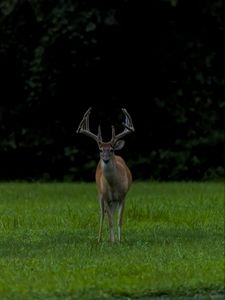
[111,108,135,143]
[76,107,102,143]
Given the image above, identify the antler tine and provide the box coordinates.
[76,107,91,133]
[97,125,102,141]
[111,125,115,141]
[76,107,101,143]
[111,108,135,143]
[122,108,135,131]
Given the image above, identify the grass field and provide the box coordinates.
[0,182,224,300]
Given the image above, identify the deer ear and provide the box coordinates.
[114,140,125,150]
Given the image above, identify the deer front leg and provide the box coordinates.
[105,201,115,243]
[98,197,105,243]
[118,201,125,242]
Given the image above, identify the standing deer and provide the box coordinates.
[76,107,135,242]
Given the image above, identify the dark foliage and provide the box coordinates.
[0,0,224,181]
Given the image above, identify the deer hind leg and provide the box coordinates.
[98,197,105,243]
[118,201,125,242]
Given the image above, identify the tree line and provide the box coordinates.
[0,0,224,181]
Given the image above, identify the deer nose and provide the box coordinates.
[103,159,110,164]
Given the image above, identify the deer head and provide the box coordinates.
[76,107,135,163]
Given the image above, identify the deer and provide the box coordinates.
[76,107,135,243]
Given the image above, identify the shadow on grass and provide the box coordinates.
[124,225,224,246]
[0,229,98,258]
[0,224,223,258]
[3,290,225,300]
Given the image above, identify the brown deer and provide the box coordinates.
[76,107,135,242]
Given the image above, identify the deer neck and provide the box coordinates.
[100,156,117,181]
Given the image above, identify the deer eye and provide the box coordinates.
[110,149,114,153]
[99,149,103,152]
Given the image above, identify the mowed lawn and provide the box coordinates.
[0,182,224,300]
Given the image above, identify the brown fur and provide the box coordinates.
[95,154,132,242]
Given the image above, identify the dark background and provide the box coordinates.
[0,0,224,181]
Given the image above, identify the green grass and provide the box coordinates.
[0,182,224,300]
